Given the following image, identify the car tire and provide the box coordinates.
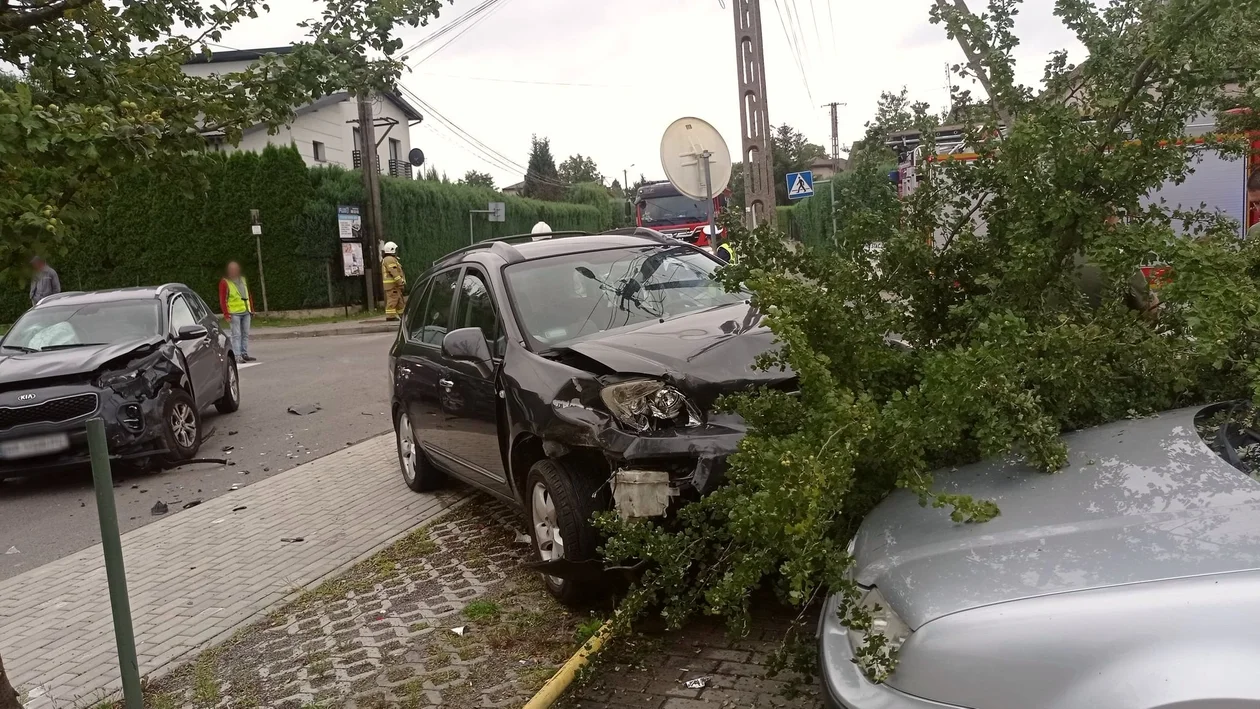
[526,458,609,606]
[214,358,241,414]
[161,388,202,464]
[396,409,445,492]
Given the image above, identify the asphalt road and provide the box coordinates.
[0,332,398,581]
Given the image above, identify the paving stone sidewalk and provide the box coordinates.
[568,610,823,709]
[144,498,588,708]
[0,434,465,709]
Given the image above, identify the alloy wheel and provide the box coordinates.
[531,482,565,585]
[228,364,239,403]
[398,412,417,484]
[170,402,197,449]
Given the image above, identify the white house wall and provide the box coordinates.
[225,95,413,171]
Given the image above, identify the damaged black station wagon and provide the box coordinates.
[389,229,791,603]
[0,285,239,478]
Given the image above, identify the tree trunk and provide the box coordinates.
[0,653,21,709]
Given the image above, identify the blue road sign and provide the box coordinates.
[786,171,815,200]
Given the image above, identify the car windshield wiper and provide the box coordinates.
[1,344,36,353]
[38,343,108,351]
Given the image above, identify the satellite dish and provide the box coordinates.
[659,117,732,201]
[408,148,425,167]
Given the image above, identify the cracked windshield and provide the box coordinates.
[505,246,744,347]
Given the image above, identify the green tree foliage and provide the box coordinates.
[0,0,450,281]
[460,170,496,190]
[599,0,1260,684]
[563,181,624,229]
[558,153,603,185]
[523,135,564,201]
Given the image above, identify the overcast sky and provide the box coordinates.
[215,0,1085,188]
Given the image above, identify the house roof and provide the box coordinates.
[182,46,295,64]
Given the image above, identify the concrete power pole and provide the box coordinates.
[357,94,384,311]
[731,0,776,228]
[823,102,845,167]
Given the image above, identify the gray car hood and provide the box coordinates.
[854,406,1260,629]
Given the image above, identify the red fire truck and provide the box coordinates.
[634,181,730,251]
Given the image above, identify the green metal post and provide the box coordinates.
[87,418,143,709]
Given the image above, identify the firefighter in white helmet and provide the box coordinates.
[531,221,552,234]
[381,241,406,321]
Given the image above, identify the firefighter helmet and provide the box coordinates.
[382,241,398,255]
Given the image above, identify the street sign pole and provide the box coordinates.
[250,209,268,315]
[469,209,492,244]
[701,150,718,243]
[87,418,142,709]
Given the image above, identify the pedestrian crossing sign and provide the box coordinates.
[786,171,814,200]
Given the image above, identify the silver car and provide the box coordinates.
[819,404,1260,709]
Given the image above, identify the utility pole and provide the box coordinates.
[822,101,845,167]
[731,0,776,228]
[821,102,845,242]
[356,94,384,311]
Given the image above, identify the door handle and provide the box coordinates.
[438,378,454,389]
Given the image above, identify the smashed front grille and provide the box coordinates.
[0,394,99,430]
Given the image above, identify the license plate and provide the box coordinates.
[0,433,70,460]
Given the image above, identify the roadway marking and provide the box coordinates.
[238,361,264,370]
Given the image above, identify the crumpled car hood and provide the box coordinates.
[563,302,792,409]
[853,406,1260,629]
[0,337,163,386]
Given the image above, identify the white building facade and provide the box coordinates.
[182,47,422,177]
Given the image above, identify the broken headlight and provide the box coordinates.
[599,379,701,432]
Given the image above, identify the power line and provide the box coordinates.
[400,86,571,188]
[409,0,515,66]
[771,0,814,102]
[398,0,500,60]
[415,72,627,89]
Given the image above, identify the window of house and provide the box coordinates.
[389,138,401,163]
[313,141,327,162]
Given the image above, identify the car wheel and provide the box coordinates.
[214,358,241,414]
[526,458,608,606]
[161,389,201,464]
[396,410,444,492]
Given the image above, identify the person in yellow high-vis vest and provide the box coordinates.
[714,240,736,264]
[381,241,406,321]
[218,261,257,362]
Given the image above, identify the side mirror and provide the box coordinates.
[441,327,491,363]
[176,324,208,341]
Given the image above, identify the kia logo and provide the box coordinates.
[17,393,36,402]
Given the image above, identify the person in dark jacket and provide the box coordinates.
[28,256,60,306]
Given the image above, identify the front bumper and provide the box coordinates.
[595,412,747,494]
[0,385,170,477]
[818,595,968,709]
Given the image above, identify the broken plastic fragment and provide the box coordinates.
[281,537,304,543]
[683,677,710,690]
[183,500,202,509]
[450,626,467,637]
[151,501,169,515]
[287,404,321,415]
[4,546,19,555]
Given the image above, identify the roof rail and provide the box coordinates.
[38,291,86,304]
[431,231,594,266]
[599,227,675,244]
